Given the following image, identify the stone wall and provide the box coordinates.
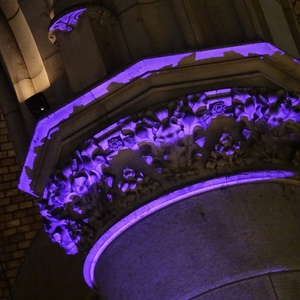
[0,110,41,300]
[292,0,300,21]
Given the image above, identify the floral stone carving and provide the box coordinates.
[48,9,86,44]
[40,88,300,254]
[48,5,114,44]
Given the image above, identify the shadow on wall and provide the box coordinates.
[11,229,100,300]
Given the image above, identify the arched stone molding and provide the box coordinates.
[0,8,34,165]
[0,0,49,102]
[0,1,52,164]
[0,10,34,102]
[0,64,29,166]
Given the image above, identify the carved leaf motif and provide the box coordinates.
[42,88,300,254]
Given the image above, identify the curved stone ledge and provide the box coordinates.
[48,4,113,44]
[85,181,300,298]
[83,172,298,289]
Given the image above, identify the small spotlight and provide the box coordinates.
[25,92,50,119]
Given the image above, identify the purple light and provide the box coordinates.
[18,42,292,194]
[83,170,296,289]
[194,42,283,60]
[19,42,295,196]
[49,9,87,32]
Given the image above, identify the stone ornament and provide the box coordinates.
[48,5,114,44]
[48,8,86,44]
[40,88,300,254]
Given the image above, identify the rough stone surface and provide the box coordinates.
[94,182,300,299]
[271,271,300,299]
[192,275,277,300]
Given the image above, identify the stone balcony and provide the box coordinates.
[17,41,300,298]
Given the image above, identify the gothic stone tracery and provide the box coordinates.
[40,88,300,254]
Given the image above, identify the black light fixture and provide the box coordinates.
[25,92,50,119]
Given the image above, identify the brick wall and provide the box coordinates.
[0,112,41,299]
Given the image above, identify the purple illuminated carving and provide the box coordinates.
[48,6,114,44]
[49,9,86,32]
[108,136,124,151]
[38,88,300,254]
[211,101,226,115]
[48,8,86,44]
[19,42,298,196]
[83,170,296,288]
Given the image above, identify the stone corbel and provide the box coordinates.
[18,42,300,254]
[48,5,114,44]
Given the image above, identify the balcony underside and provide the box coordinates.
[88,181,300,299]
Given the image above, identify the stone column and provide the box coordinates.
[48,1,130,93]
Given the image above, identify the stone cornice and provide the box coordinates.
[19,43,300,200]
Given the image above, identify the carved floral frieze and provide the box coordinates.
[48,9,86,44]
[39,88,300,254]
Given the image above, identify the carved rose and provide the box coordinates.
[108,136,124,151]
[211,101,226,115]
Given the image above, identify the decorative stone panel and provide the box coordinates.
[19,42,300,255]
[40,87,300,254]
